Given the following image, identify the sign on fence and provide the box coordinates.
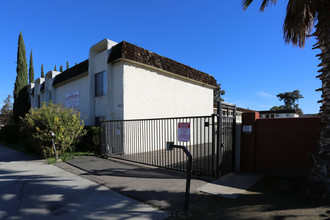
[243,125,252,133]
[178,122,190,142]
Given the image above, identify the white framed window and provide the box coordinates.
[95,71,106,97]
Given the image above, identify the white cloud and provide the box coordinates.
[256,91,276,99]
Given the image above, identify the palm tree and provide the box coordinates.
[242,0,329,196]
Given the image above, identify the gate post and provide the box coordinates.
[216,101,222,179]
[232,107,237,172]
[211,114,216,178]
[100,120,106,155]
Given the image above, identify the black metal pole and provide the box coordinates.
[232,107,236,172]
[211,114,216,178]
[171,144,192,214]
[51,132,58,161]
[217,101,222,179]
[99,121,103,155]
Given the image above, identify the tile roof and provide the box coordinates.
[108,41,218,87]
[52,59,89,86]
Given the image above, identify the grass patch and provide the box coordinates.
[1,140,96,164]
[46,151,96,164]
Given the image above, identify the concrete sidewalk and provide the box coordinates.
[0,145,170,219]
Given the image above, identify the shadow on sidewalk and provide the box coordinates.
[58,156,330,219]
[0,169,164,219]
[0,144,37,162]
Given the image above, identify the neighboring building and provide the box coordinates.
[259,110,299,119]
[29,39,218,125]
[213,102,242,123]
[236,107,257,123]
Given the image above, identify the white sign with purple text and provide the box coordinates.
[178,122,190,142]
[65,91,79,108]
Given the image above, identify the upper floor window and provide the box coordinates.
[95,71,106,97]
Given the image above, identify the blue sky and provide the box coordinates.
[0,0,321,113]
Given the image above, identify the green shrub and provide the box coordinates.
[20,103,86,158]
[76,126,100,154]
[0,124,20,144]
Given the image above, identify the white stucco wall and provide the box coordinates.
[40,91,45,104]
[122,61,214,120]
[53,74,89,124]
[94,50,109,119]
[32,78,45,108]
[107,62,124,120]
[110,60,215,154]
[94,50,108,73]
[88,39,118,124]
[45,71,60,103]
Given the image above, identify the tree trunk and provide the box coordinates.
[313,1,330,195]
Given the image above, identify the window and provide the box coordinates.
[37,95,40,108]
[95,71,106,97]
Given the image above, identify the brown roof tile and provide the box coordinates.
[108,41,217,87]
[53,59,89,86]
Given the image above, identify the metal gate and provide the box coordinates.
[100,102,236,179]
[218,102,236,176]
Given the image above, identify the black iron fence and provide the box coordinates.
[100,103,236,178]
[101,115,219,177]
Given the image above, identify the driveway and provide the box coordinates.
[56,155,330,219]
[0,145,169,219]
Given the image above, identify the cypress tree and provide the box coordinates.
[60,65,63,72]
[41,64,44,78]
[29,50,35,83]
[75,62,77,66]
[66,61,69,70]
[13,31,29,123]
[54,65,57,71]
